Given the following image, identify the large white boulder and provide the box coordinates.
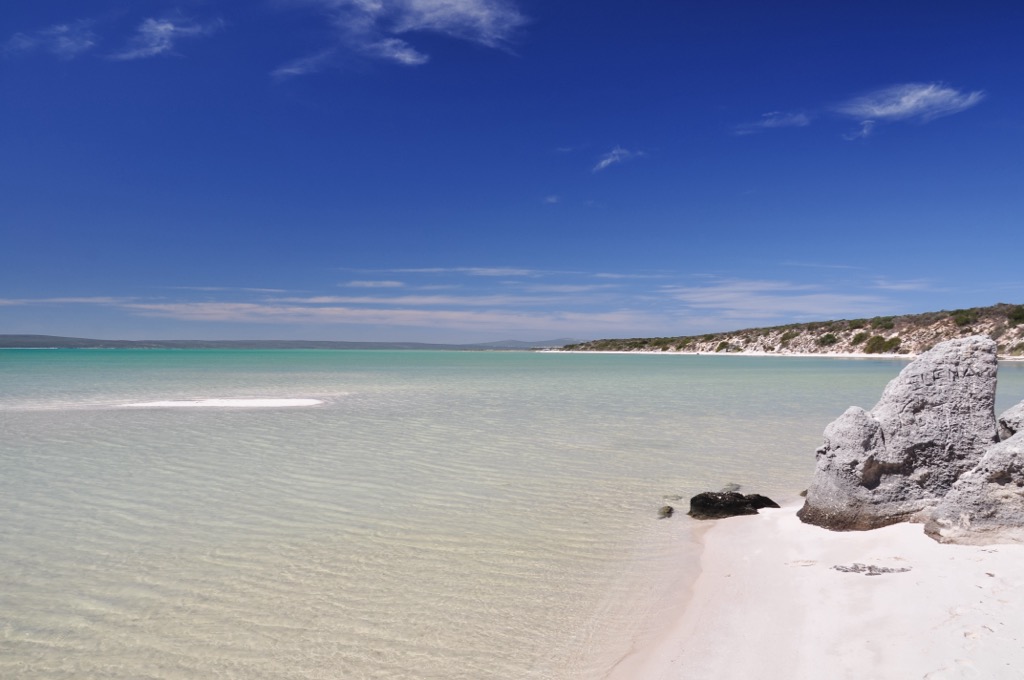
[798,336,999,530]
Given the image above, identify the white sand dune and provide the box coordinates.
[122,398,324,408]
[611,505,1024,680]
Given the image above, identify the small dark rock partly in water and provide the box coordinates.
[658,505,675,519]
[687,491,780,520]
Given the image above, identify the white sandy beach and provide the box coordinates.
[611,504,1024,680]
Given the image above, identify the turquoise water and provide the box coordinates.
[3,350,1023,679]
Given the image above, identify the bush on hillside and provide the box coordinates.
[951,309,979,327]
[864,335,902,354]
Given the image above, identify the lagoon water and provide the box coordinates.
[3,350,1023,679]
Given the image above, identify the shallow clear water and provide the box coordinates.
[3,350,1023,679]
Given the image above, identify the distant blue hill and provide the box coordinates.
[0,335,578,351]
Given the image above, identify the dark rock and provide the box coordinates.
[687,491,780,520]
[658,505,675,519]
[798,336,999,531]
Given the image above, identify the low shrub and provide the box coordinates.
[851,331,869,345]
[951,309,979,327]
[864,335,902,354]
[780,330,799,345]
[817,333,839,346]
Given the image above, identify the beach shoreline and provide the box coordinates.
[608,504,1024,680]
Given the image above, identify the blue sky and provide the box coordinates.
[2,1,1022,342]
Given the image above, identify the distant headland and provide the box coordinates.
[562,302,1024,359]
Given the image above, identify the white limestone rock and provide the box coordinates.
[925,432,1024,544]
[798,336,999,530]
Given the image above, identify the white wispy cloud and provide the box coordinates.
[118,300,654,336]
[0,296,129,305]
[592,146,644,173]
[734,111,811,135]
[344,280,405,288]
[871,277,938,292]
[594,272,670,280]
[271,47,339,79]
[836,83,985,123]
[662,279,885,320]
[4,20,98,59]
[274,293,571,306]
[110,16,222,61]
[737,82,984,139]
[168,286,290,293]
[275,0,526,76]
[516,283,618,294]
[781,261,862,271]
[361,36,428,65]
[835,83,984,139]
[843,120,876,140]
[389,266,543,277]
[543,195,560,204]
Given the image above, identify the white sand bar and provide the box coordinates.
[122,398,324,408]
[612,505,1024,680]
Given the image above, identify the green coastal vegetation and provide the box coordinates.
[563,303,1024,358]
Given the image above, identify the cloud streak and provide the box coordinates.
[592,146,644,173]
[118,300,654,336]
[5,21,98,59]
[835,83,984,139]
[344,280,405,288]
[3,268,957,342]
[735,111,811,135]
[275,0,526,76]
[662,279,886,320]
[387,266,545,277]
[835,83,985,123]
[110,16,222,61]
[739,82,984,139]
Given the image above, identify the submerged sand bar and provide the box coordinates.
[613,504,1024,679]
[122,398,324,408]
